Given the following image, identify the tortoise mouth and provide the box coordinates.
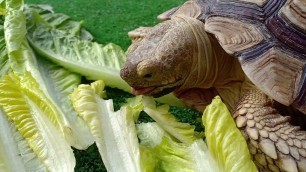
[130,80,183,97]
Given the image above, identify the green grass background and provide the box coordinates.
[24,0,201,171]
[26,0,186,50]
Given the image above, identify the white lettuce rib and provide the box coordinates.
[0,74,75,172]
[71,81,141,172]
[0,109,27,172]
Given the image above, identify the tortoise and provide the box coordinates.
[120,0,306,171]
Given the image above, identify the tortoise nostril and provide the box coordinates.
[120,67,129,80]
[143,73,153,78]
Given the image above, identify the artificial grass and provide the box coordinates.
[24,0,202,171]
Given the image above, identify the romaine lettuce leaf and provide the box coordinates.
[71,81,217,172]
[136,122,168,148]
[125,95,146,121]
[141,96,196,144]
[0,108,47,172]
[25,8,130,92]
[154,137,218,172]
[36,57,94,149]
[71,80,141,172]
[125,95,196,144]
[0,24,10,78]
[202,96,257,172]
[4,0,26,54]
[4,0,28,74]
[24,4,93,40]
[0,73,75,171]
[137,122,220,172]
[138,145,158,172]
[4,0,94,149]
[18,65,94,149]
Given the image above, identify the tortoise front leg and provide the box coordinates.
[233,89,306,172]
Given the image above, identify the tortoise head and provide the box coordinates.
[120,16,205,97]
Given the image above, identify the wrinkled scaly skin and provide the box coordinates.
[120,15,306,172]
[121,16,254,111]
[234,90,306,172]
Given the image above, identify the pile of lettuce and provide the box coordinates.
[0,0,257,171]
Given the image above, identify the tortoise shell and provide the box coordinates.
[159,0,306,113]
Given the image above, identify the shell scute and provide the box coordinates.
[200,0,305,111]
[205,16,268,54]
[241,47,305,106]
[266,12,306,54]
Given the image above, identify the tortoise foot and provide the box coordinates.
[233,89,306,172]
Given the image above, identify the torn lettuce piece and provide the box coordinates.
[71,80,141,172]
[202,96,257,172]
[154,137,219,172]
[126,95,195,143]
[141,96,196,144]
[138,145,158,172]
[125,95,145,121]
[137,122,219,172]
[0,73,75,171]
[136,122,168,148]
[0,108,46,172]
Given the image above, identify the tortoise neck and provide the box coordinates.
[177,16,219,89]
[193,32,221,88]
[206,34,244,87]
[176,16,251,99]
[174,16,254,110]
[192,29,254,110]
[187,24,246,89]
[179,16,234,89]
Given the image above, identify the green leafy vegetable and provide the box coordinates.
[0,25,10,78]
[4,0,28,74]
[0,108,47,172]
[71,82,220,172]
[24,4,94,40]
[202,96,257,172]
[141,96,196,144]
[36,57,94,149]
[125,95,197,143]
[136,122,168,148]
[0,73,75,171]
[137,122,219,172]
[71,80,141,172]
[25,7,130,92]
[154,137,218,172]
[134,97,218,172]
[3,0,94,149]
